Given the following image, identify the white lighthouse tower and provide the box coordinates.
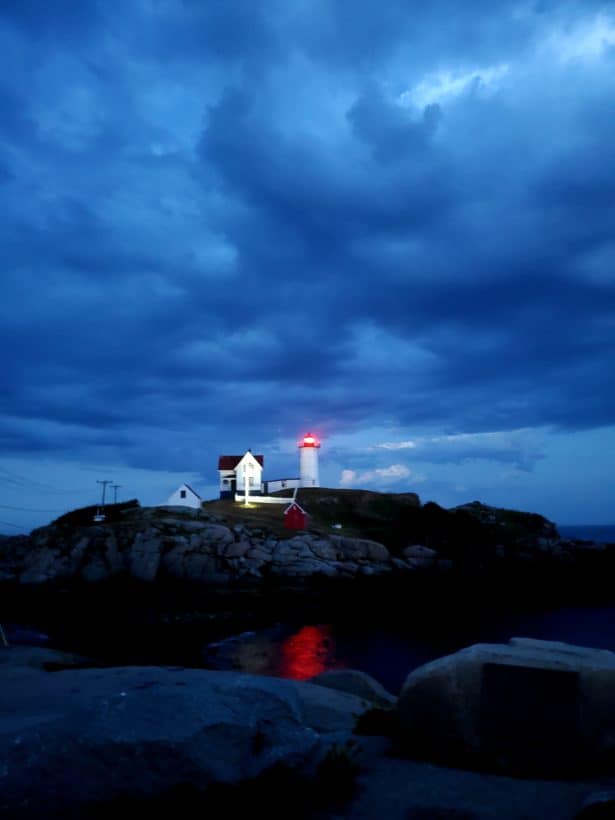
[299,432,320,487]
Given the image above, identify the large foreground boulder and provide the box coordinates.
[398,638,615,777]
[0,650,370,818]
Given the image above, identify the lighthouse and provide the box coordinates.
[299,432,320,487]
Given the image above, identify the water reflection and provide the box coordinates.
[202,606,615,693]
[279,625,339,680]
[203,624,341,680]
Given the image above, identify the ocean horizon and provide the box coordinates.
[558,524,615,543]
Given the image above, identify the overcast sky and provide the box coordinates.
[1,1,614,533]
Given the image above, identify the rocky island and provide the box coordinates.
[0,488,610,588]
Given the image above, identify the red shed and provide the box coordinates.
[284,501,308,530]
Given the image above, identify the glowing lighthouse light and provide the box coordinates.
[299,432,320,487]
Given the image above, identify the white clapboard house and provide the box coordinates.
[218,451,265,499]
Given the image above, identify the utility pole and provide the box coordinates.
[96,480,112,508]
[110,484,122,504]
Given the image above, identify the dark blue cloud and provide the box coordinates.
[1,0,102,40]
[348,92,441,161]
[0,0,614,514]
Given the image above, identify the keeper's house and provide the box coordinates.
[218,451,264,499]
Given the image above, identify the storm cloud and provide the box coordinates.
[1,0,614,528]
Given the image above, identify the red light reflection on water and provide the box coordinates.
[279,624,340,680]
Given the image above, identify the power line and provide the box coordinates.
[0,475,34,489]
[0,466,33,480]
[0,520,24,530]
[0,504,65,513]
[0,467,94,495]
[0,476,91,495]
[0,466,61,492]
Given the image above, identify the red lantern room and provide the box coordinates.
[300,433,320,448]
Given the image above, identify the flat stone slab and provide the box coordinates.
[0,657,370,817]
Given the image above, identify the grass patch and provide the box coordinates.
[50,500,141,529]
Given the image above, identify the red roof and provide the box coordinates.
[218,454,264,470]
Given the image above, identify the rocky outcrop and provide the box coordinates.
[403,544,438,569]
[0,506,400,585]
[452,501,559,540]
[0,647,370,818]
[397,638,615,777]
[1,496,608,587]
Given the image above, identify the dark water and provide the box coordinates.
[204,605,615,694]
[558,524,615,542]
[6,580,615,695]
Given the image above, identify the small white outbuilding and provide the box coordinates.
[166,483,202,509]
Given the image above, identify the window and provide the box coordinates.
[180,490,186,498]
[223,479,229,486]
[282,481,286,488]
